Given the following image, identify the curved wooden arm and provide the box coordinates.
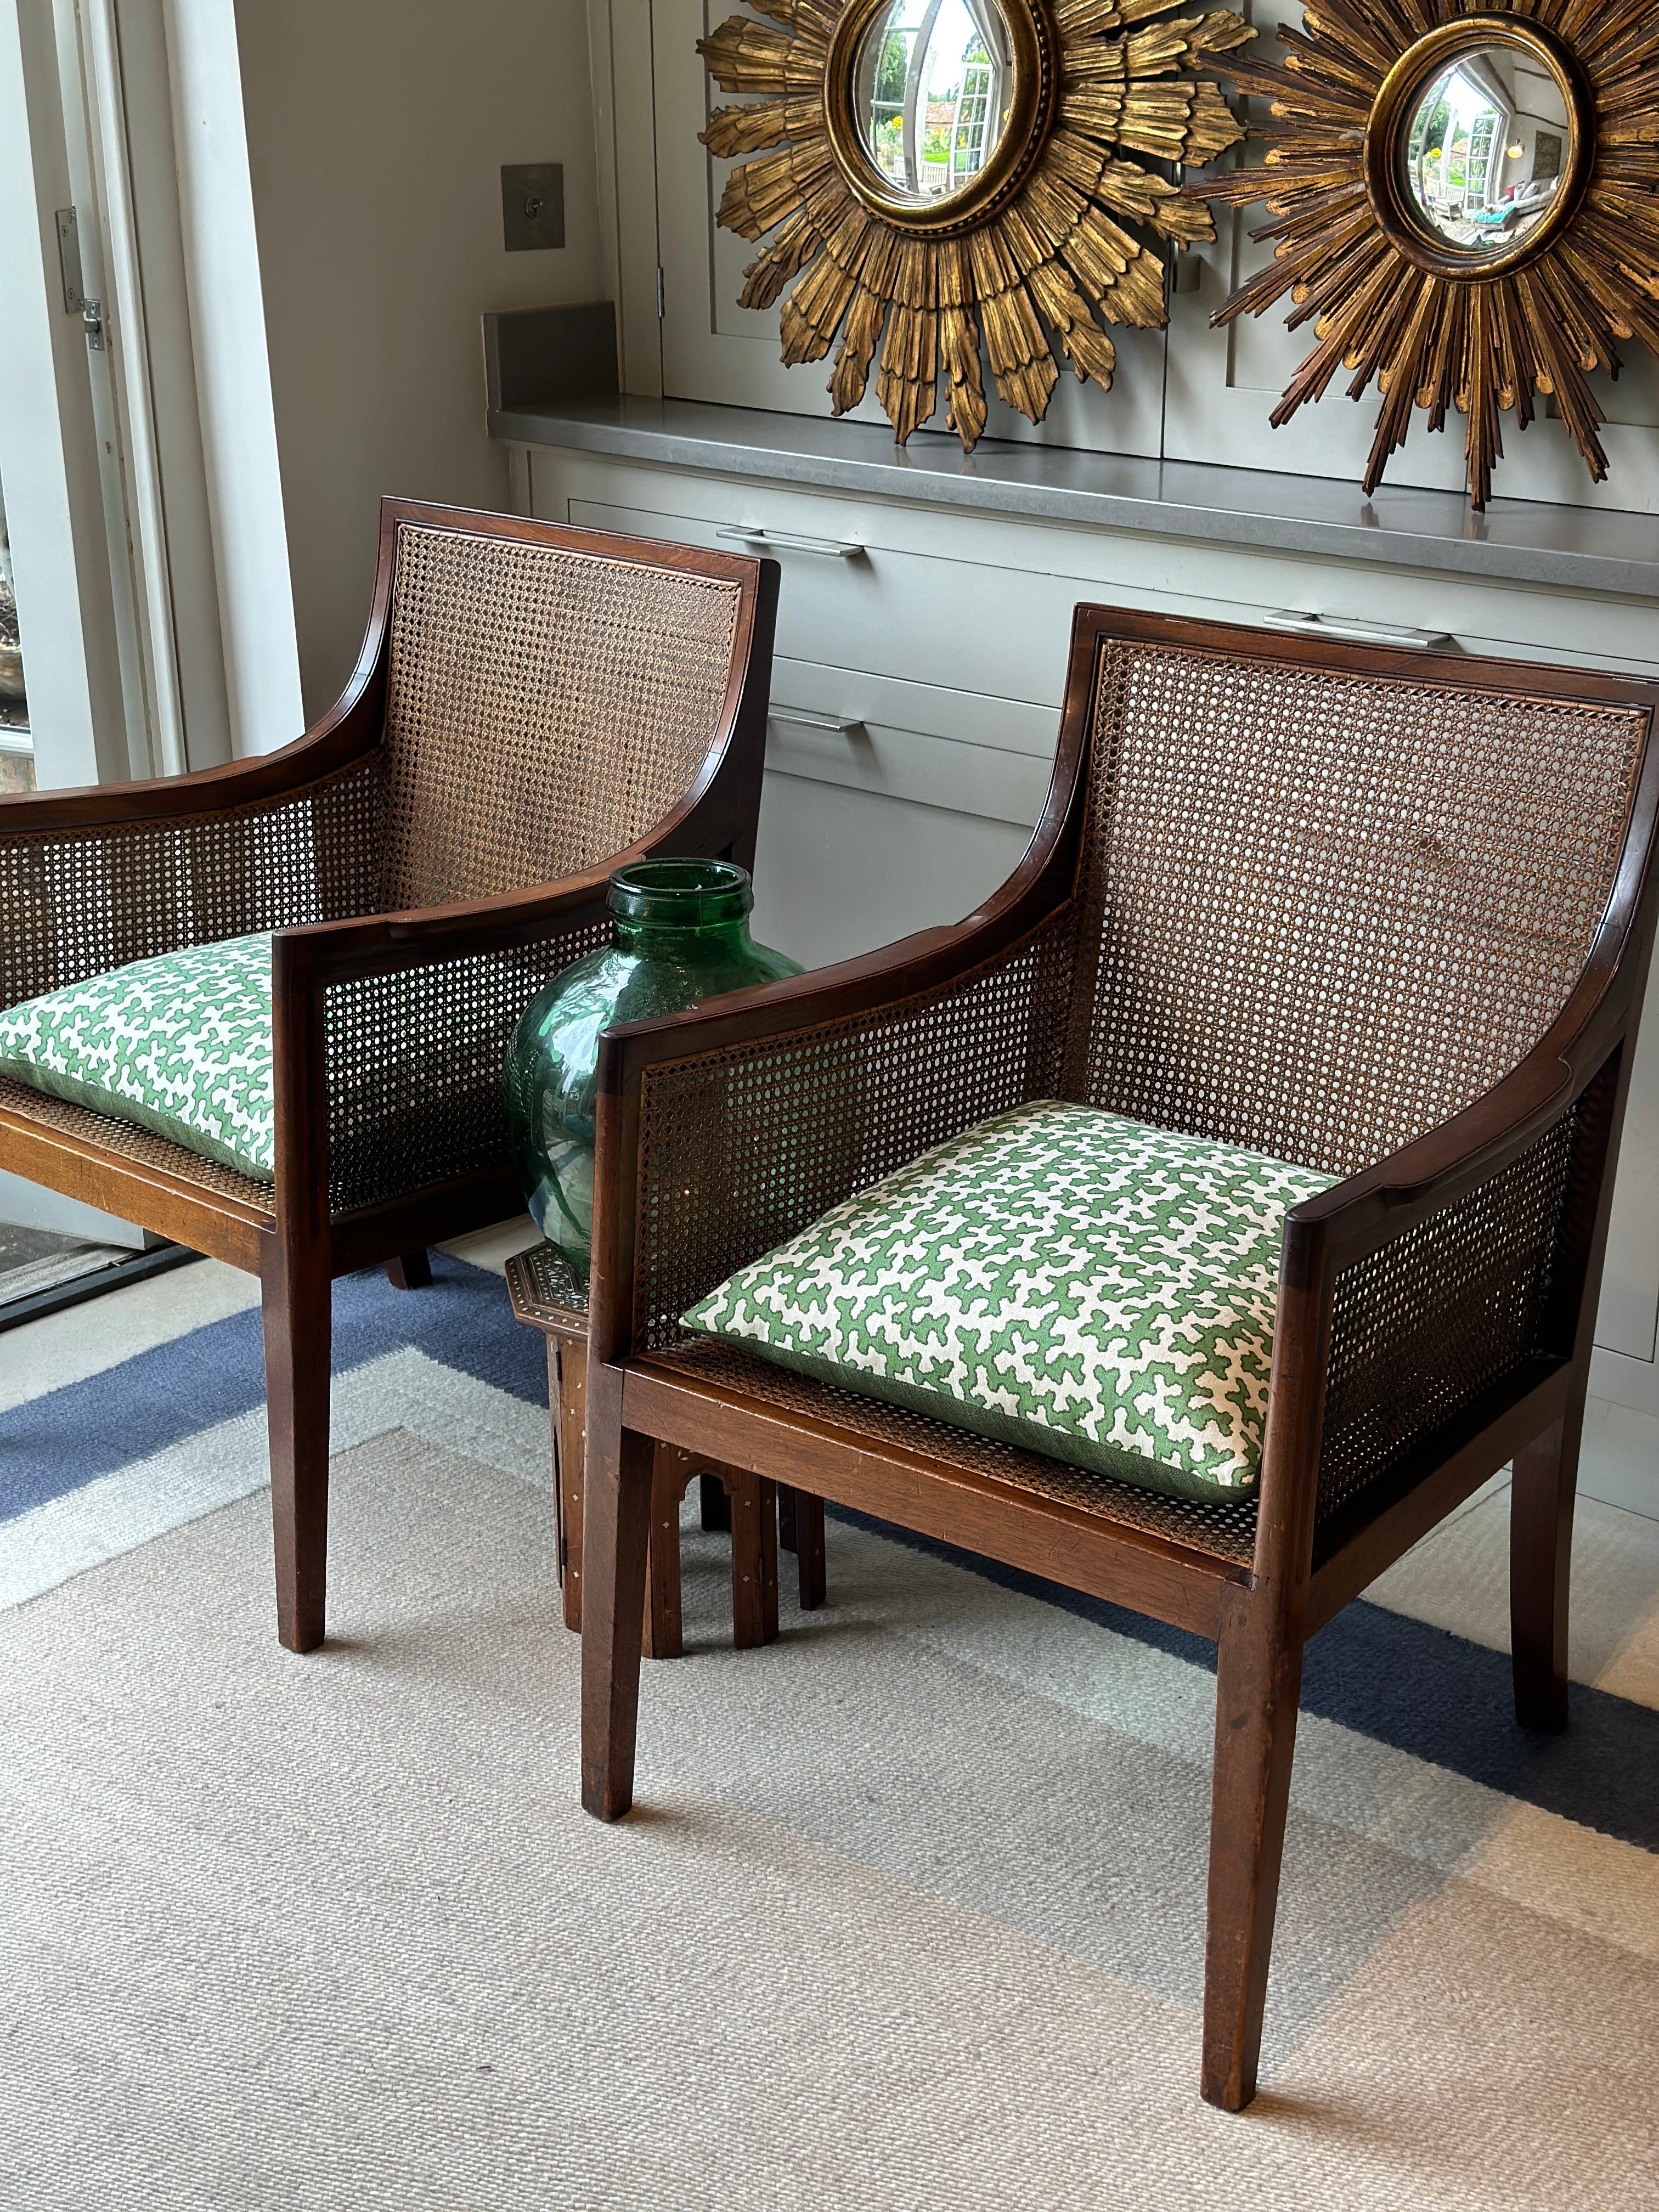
[0,572,388,836]
[586,891,1083,1366]
[272,866,619,987]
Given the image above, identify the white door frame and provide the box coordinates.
[0,0,129,790]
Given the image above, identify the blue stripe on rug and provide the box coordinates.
[7,1252,1656,1854]
[831,1507,1659,1855]
[1,1251,544,1522]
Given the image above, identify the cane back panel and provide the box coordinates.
[1064,637,1649,1176]
[375,524,744,910]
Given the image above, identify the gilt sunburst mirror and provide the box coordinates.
[1201,1,1659,509]
[697,0,1256,449]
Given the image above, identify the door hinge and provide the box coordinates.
[55,209,104,348]
[55,207,84,312]
[656,266,665,319]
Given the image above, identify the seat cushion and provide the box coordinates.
[0,935,274,1179]
[681,1101,1336,1504]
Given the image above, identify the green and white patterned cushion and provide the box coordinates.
[682,1101,1336,1504]
[0,934,274,1179]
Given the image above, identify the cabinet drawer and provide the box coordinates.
[550,459,1659,680]
[569,496,1082,705]
[766,661,1057,826]
[753,776,1032,972]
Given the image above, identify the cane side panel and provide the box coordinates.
[1066,639,1647,1176]
[0,760,381,1013]
[631,915,1078,1355]
[376,525,744,910]
[323,921,612,1215]
[1318,1058,1618,1524]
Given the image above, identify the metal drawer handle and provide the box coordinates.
[769,706,866,735]
[716,524,865,559]
[1264,608,1452,650]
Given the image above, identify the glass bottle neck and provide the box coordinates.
[612,914,755,957]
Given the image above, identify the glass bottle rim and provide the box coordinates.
[607,857,754,928]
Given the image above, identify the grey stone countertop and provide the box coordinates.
[490,395,1659,601]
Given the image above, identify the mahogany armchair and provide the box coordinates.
[0,499,777,1652]
[577,607,1659,2109]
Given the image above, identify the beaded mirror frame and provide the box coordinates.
[1201,1,1659,510]
[698,0,1255,450]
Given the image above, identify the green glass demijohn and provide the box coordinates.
[503,859,801,1279]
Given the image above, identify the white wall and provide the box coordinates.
[233,0,605,720]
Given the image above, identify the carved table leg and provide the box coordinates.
[556,1339,586,1633]
[644,1445,689,1660]
[793,1492,827,1611]
[728,1467,779,1650]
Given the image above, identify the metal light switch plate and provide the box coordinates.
[501,164,565,252]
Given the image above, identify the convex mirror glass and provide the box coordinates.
[1399,41,1573,257]
[853,0,1017,203]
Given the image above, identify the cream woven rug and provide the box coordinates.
[2,1244,1656,2210]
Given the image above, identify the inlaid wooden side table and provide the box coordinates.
[505,1241,826,1656]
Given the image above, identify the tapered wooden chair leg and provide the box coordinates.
[580,1394,654,1821]
[778,1485,798,1551]
[1201,1598,1305,2111]
[384,1248,431,1290]
[728,1469,779,1649]
[1511,1404,1582,1734]
[262,1244,332,1654]
[555,1340,586,1633]
[792,1491,827,1610]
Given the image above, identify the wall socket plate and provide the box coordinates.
[501,163,565,252]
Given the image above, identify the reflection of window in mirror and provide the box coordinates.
[854,0,1015,202]
[1401,43,1572,255]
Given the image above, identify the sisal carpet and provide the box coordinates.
[2,1243,1656,2209]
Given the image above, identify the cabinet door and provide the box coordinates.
[1162,0,1659,512]
[1598,1006,1659,1364]
[648,0,1168,456]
